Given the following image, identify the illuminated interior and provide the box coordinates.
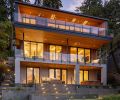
[24,41,43,58]
[27,67,40,83]
[50,45,62,61]
[80,70,89,83]
[49,69,67,83]
[70,47,77,62]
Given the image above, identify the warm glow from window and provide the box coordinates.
[80,70,83,82]
[78,48,84,63]
[85,49,90,63]
[84,71,89,81]
[24,42,43,58]
[70,47,77,62]
[83,20,88,25]
[50,45,62,61]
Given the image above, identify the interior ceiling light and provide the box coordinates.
[72,18,76,22]
[83,20,88,25]
[51,14,56,19]
[38,13,41,16]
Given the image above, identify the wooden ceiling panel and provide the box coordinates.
[15,27,111,49]
[18,4,105,27]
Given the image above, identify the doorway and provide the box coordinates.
[49,69,67,83]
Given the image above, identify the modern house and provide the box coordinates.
[14,1,112,86]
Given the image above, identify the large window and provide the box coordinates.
[24,41,43,58]
[85,49,90,63]
[50,45,62,61]
[70,47,90,63]
[22,17,36,24]
[80,70,89,83]
[27,68,40,84]
[49,69,67,83]
[70,47,77,62]
[78,48,84,63]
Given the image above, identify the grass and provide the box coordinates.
[102,94,120,100]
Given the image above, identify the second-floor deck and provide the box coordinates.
[14,13,110,37]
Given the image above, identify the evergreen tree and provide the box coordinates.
[40,0,63,9]
[76,0,104,17]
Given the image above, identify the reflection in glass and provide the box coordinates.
[50,45,62,61]
[84,71,89,81]
[50,45,56,60]
[27,68,33,83]
[56,69,60,80]
[49,69,54,79]
[24,42,43,58]
[85,49,90,63]
[56,46,62,61]
[80,70,83,83]
[62,70,66,83]
[24,42,30,57]
[34,68,39,83]
[70,47,77,62]
[31,42,37,58]
[37,43,43,58]
[78,48,84,63]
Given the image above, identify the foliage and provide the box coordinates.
[76,0,104,17]
[0,21,13,61]
[43,0,63,9]
[76,0,120,36]
[102,95,120,100]
[34,0,63,9]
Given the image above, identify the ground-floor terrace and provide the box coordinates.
[15,59,107,85]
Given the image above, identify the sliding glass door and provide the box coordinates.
[80,70,89,83]
[49,69,67,83]
[50,45,62,61]
[27,67,40,84]
[24,41,43,59]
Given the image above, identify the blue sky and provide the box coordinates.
[30,0,105,12]
[30,0,83,12]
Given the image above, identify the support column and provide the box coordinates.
[101,64,107,85]
[75,64,80,84]
[15,59,20,84]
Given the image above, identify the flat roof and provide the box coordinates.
[15,1,109,21]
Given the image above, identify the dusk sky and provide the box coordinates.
[30,0,106,12]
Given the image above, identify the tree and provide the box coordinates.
[76,0,104,17]
[103,0,120,36]
[34,0,63,9]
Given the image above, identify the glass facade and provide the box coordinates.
[50,45,62,61]
[49,69,67,83]
[23,41,95,63]
[27,68,40,84]
[80,70,89,83]
[24,41,43,58]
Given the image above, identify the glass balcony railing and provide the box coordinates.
[15,48,101,64]
[14,13,110,37]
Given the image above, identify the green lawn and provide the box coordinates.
[101,94,120,100]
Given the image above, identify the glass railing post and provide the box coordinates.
[98,28,99,36]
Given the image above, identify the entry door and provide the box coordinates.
[27,68,40,84]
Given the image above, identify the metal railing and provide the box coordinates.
[14,13,109,37]
[15,48,100,64]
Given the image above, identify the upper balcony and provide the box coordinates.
[14,2,113,39]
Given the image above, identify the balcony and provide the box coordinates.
[15,48,102,66]
[14,13,112,38]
